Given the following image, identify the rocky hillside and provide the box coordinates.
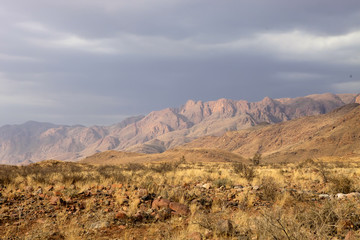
[182,103,360,162]
[0,93,358,164]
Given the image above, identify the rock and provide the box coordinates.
[187,232,203,240]
[90,221,109,229]
[152,198,171,210]
[49,196,60,205]
[136,189,148,198]
[336,193,346,200]
[46,186,54,192]
[216,219,233,235]
[347,192,360,198]
[35,187,43,195]
[115,211,128,220]
[169,202,190,216]
[319,194,330,199]
[54,190,62,196]
[132,211,144,222]
[202,183,211,190]
[25,186,34,192]
[155,208,172,221]
[252,185,260,191]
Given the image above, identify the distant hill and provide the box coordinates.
[0,93,358,164]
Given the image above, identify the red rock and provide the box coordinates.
[54,191,61,196]
[49,196,60,205]
[169,202,190,215]
[115,211,128,220]
[132,211,144,221]
[152,198,171,210]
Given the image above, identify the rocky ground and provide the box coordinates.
[1,160,360,239]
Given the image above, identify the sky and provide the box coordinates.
[1,0,360,126]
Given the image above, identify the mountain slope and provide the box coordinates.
[182,103,360,162]
[0,93,358,164]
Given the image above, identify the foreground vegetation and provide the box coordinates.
[1,158,360,239]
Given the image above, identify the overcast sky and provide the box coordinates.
[1,0,360,126]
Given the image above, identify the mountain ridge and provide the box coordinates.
[0,92,358,164]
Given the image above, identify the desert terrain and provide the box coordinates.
[1,95,360,239]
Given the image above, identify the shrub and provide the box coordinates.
[259,176,278,201]
[213,178,232,188]
[232,162,256,182]
[329,175,353,194]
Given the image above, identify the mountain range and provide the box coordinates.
[0,93,359,165]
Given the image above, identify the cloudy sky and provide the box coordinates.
[1,0,360,126]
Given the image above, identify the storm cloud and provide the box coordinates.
[0,0,359,125]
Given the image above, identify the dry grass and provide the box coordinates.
[1,158,360,239]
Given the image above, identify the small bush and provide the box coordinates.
[329,175,353,194]
[150,163,176,173]
[259,176,278,201]
[124,163,147,172]
[232,162,256,182]
[213,178,232,188]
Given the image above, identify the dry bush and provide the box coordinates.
[259,176,278,202]
[232,162,256,182]
[213,178,232,188]
[329,175,353,194]
[0,165,19,185]
[96,165,126,183]
[124,163,147,171]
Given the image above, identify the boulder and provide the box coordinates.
[115,211,128,220]
[169,202,190,216]
[152,198,171,210]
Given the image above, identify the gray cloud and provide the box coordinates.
[0,0,359,126]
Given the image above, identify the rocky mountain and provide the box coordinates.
[182,103,360,163]
[0,93,358,164]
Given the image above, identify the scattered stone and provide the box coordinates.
[132,211,144,222]
[252,185,260,191]
[90,220,110,229]
[25,186,34,192]
[152,198,171,210]
[346,192,360,198]
[169,202,190,216]
[155,208,172,221]
[336,193,346,200]
[187,231,203,240]
[202,183,211,190]
[49,196,60,205]
[115,211,128,220]
[319,194,331,199]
